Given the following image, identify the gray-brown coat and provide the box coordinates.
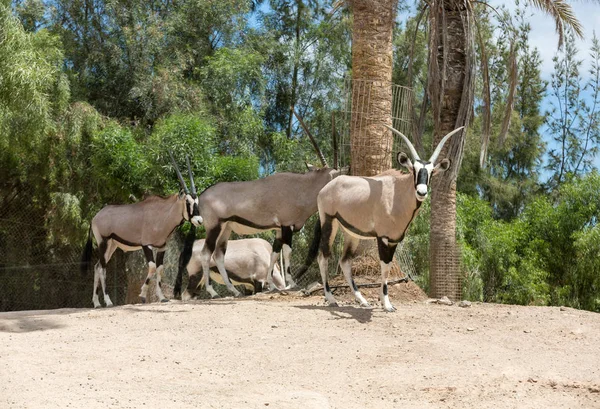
[183,166,344,299]
[186,238,285,294]
[81,155,201,308]
[314,125,463,311]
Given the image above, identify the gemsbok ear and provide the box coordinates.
[397,152,413,172]
[433,158,451,175]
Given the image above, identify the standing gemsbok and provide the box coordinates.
[80,153,202,308]
[310,124,464,311]
[181,164,346,300]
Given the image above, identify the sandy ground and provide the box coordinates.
[1,283,600,409]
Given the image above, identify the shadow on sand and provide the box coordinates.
[120,298,237,314]
[293,304,374,323]
[0,309,72,333]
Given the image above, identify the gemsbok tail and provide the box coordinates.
[294,220,322,282]
[80,224,94,275]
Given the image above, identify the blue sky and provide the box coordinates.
[490,0,600,171]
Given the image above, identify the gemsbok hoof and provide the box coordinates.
[140,297,146,304]
[160,298,169,303]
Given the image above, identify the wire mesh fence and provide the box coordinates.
[336,78,413,173]
[1,80,428,312]
[0,205,415,311]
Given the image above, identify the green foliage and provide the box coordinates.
[573,226,600,311]
[402,200,431,292]
[0,6,64,157]
[212,155,260,183]
[45,192,85,247]
[546,31,600,188]
[462,4,546,220]
[90,122,151,200]
[147,112,217,193]
[199,47,265,110]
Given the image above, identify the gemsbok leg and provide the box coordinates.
[317,216,339,307]
[267,229,283,290]
[139,247,168,303]
[377,238,398,312]
[211,225,241,297]
[154,250,168,302]
[93,238,116,308]
[268,226,295,290]
[280,226,297,288]
[198,224,240,298]
[340,232,370,307]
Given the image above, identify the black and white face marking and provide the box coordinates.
[185,194,202,226]
[412,160,434,201]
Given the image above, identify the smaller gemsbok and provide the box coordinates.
[186,238,286,295]
[312,124,464,312]
[80,153,202,308]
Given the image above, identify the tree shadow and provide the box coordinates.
[293,304,374,323]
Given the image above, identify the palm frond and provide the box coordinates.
[529,0,584,47]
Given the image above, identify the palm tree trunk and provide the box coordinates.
[428,0,474,300]
[350,0,397,176]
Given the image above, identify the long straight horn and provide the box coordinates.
[168,150,189,194]
[381,124,420,161]
[428,126,465,164]
[293,108,328,167]
[185,155,197,196]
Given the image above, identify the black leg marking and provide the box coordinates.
[341,242,357,262]
[383,283,388,296]
[205,226,222,254]
[320,216,334,258]
[325,281,331,292]
[156,251,165,267]
[281,226,293,247]
[187,270,203,294]
[255,281,264,294]
[218,240,227,254]
[351,279,358,292]
[98,241,108,268]
[199,226,221,292]
[142,246,154,263]
[272,238,283,253]
[377,238,397,264]
[145,278,150,285]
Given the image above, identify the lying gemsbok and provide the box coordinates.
[182,164,345,300]
[311,124,464,312]
[80,154,202,308]
[186,238,286,295]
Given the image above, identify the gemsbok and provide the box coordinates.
[185,238,286,295]
[310,124,464,311]
[80,153,202,308]
[182,164,346,300]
